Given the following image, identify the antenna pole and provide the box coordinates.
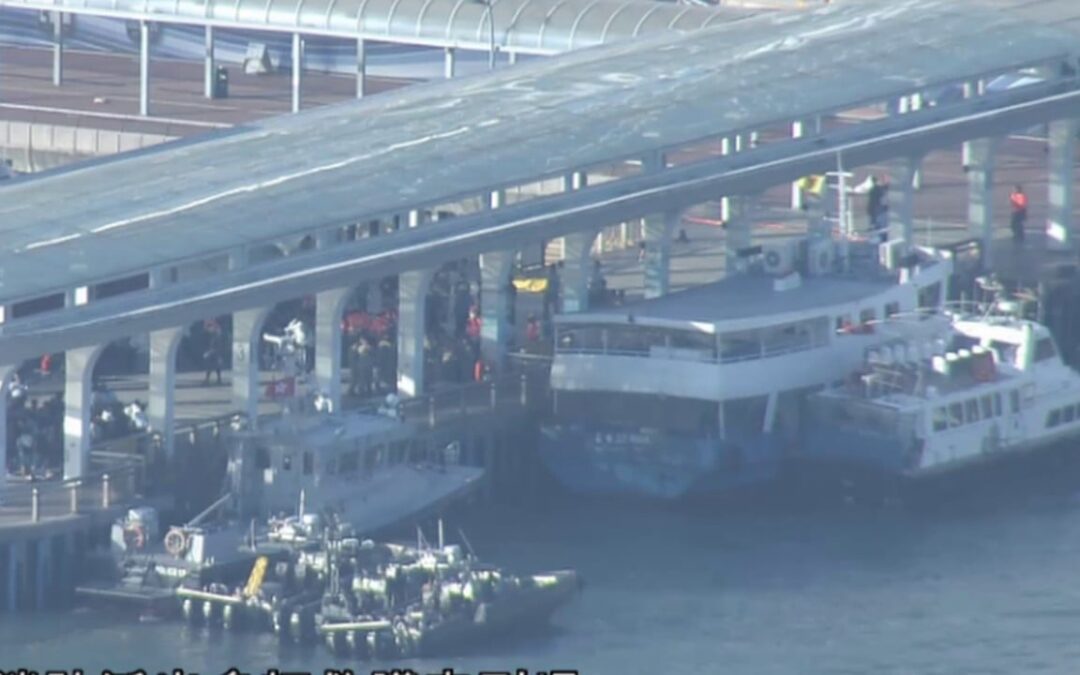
[438,517,445,549]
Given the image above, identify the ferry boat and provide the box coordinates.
[538,234,953,500]
[799,305,1080,484]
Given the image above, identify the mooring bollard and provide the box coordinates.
[102,473,110,509]
[489,381,497,410]
[520,373,528,406]
[31,487,40,523]
[69,482,79,514]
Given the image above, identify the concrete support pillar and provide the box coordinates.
[64,345,104,481]
[356,38,366,99]
[961,81,978,168]
[314,287,353,413]
[643,209,679,299]
[232,307,270,424]
[444,48,456,79]
[966,138,998,263]
[203,26,215,99]
[479,250,514,369]
[725,194,758,275]
[561,231,595,313]
[888,155,921,246]
[791,120,806,210]
[138,20,150,117]
[1047,118,1078,250]
[52,12,63,87]
[559,170,592,314]
[147,327,184,460]
[397,269,434,398]
[292,33,304,114]
[0,365,13,504]
[508,51,518,65]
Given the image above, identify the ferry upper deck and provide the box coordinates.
[557,241,948,332]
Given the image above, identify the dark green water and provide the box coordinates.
[6,484,1080,675]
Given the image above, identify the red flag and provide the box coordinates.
[265,377,295,399]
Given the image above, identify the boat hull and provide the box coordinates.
[417,570,581,656]
[538,424,784,500]
[790,425,1080,505]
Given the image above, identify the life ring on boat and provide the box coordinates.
[164,528,190,558]
[123,525,146,551]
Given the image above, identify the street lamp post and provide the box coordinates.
[473,0,497,70]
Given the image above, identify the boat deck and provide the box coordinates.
[569,243,911,326]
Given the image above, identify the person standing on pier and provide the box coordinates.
[203,326,225,386]
[1009,185,1028,243]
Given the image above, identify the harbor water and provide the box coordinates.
[7,459,1080,674]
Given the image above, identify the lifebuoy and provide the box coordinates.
[164,528,189,557]
[765,251,782,269]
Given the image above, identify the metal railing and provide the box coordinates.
[1,461,143,529]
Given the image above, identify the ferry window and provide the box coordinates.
[964,399,980,424]
[720,331,762,362]
[993,394,1003,417]
[884,302,901,318]
[932,407,948,432]
[302,451,314,476]
[557,324,604,352]
[282,453,292,471]
[1048,410,1061,428]
[1065,406,1076,424]
[761,322,814,356]
[1010,391,1021,414]
[1035,337,1057,362]
[989,340,1018,367]
[918,282,941,309]
[948,402,964,428]
[669,330,717,357]
[980,395,994,419]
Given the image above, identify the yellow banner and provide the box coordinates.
[798,175,826,195]
[513,277,549,293]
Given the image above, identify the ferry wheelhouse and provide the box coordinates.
[801,309,1080,480]
[539,236,953,499]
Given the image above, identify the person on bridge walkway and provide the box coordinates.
[350,338,374,398]
[203,327,226,386]
[1010,185,1028,243]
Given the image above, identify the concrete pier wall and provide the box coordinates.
[0,120,173,172]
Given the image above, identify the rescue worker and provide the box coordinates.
[1010,185,1028,243]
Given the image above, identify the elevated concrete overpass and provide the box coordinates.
[1,0,1079,491]
[0,0,762,114]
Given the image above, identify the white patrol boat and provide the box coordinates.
[800,302,1080,482]
[539,233,953,500]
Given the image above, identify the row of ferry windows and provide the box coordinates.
[931,391,1021,432]
[1047,404,1080,429]
[555,299,907,362]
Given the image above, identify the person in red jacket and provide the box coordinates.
[1009,185,1028,243]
